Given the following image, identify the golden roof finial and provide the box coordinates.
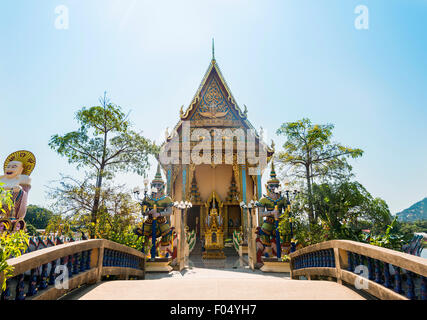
[243,105,248,118]
[180,105,184,118]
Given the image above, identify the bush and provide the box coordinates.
[26,223,39,236]
[24,205,54,229]
[0,231,29,290]
[367,217,406,251]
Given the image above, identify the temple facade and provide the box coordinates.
[158,49,274,269]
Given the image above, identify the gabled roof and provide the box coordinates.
[181,58,247,120]
[162,52,274,163]
[168,57,258,138]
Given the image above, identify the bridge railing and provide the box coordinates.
[0,239,145,300]
[289,240,427,300]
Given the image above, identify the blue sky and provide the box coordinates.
[0,0,426,214]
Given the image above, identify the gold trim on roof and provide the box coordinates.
[161,55,275,163]
[181,60,247,121]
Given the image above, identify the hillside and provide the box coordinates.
[396,197,427,222]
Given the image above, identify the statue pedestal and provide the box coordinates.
[146,257,173,273]
[203,248,225,259]
[239,244,248,256]
[260,257,291,273]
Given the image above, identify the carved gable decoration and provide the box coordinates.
[190,71,237,123]
[180,61,248,128]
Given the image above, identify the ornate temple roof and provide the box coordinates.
[161,42,274,165]
[167,43,269,142]
[180,59,246,122]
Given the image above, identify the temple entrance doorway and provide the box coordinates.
[187,205,201,240]
[227,205,242,238]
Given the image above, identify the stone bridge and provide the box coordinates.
[1,239,426,300]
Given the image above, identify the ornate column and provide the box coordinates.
[178,165,188,271]
[241,164,247,243]
[166,165,172,196]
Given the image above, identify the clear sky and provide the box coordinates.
[0,0,426,215]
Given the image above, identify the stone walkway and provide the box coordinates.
[60,250,365,300]
[64,266,365,300]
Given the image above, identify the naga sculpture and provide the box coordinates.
[0,150,36,233]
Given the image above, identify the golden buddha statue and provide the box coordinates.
[203,201,225,259]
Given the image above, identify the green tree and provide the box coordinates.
[394,220,427,243]
[45,214,76,238]
[281,181,393,246]
[276,118,363,223]
[48,175,140,241]
[369,217,406,251]
[25,205,54,230]
[49,93,158,237]
[310,181,392,239]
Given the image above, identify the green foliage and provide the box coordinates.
[25,205,54,229]
[45,214,76,238]
[0,182,13,215]
[1,183,29,291]
[393,220,427,244]
[48,94,158,175]
[276,119,364,174]
[310,181,392,238]
[368,217,406,251]
[106,225,145,251]
[276,118,363,222]
[273,118,405,250]
[278,179,394,247]
[0,230,29,290]
[48,93,158,237]
[282,254,291,262]
[25,223,39,236]
[88,208,144,250]
[277,211,293,243]
[284,217,329,247]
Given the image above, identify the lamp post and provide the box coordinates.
[240,200,261,237]
[173,200,192,269]
[133,178,159,260]
[283,182,299,253]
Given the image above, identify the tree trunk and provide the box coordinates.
[90,169,103,238]
[305,163,315,225]
[91,120,108,239]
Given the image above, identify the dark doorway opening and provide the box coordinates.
[187,205,201,239]
[228,205,241,236]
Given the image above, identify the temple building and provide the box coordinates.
[159,45,274,269]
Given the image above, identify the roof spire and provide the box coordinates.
[270,161,276,179]
[267,159,280,185]
[212,38,215,61]
[153,163,163,182]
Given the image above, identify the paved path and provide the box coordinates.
[67,267,365,300]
